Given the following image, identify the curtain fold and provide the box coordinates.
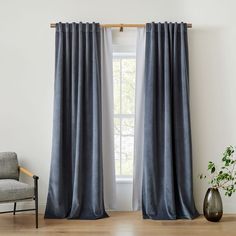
[142,22,199,220]
[45,22,108,219]
[101,28,116,210]
[133,27,146,211]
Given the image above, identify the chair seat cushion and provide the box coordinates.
[0,179,34,202]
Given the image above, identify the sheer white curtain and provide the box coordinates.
[132,27,146,210]
[101,28,116,210]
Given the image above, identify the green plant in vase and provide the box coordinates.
[199,145,236,222]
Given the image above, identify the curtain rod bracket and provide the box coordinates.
[120,24,124,32]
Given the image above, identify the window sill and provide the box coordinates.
[116,177,133,184]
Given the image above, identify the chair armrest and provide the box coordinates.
[19,166,39,179]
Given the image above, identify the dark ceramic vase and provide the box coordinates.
[203,188,223,222]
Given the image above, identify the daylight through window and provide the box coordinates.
[113,53,136,178]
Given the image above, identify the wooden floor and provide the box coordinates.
[0,212,236,236]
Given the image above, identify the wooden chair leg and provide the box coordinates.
[13,202,16,215]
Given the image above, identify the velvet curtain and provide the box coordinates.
[45,22,108,219]
[142,22,199,220]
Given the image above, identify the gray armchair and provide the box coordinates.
[0,152,39,228]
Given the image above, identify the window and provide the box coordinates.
[113,53,136,179]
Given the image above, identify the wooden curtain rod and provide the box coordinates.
[50,23,192,28]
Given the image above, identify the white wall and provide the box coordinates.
[0,0,236,213]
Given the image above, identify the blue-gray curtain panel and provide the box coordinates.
[142,22,199,220]
[45,22,108,219]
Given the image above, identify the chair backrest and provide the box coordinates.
[0,152,19,180]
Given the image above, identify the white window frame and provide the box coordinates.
[113,52,136,182]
